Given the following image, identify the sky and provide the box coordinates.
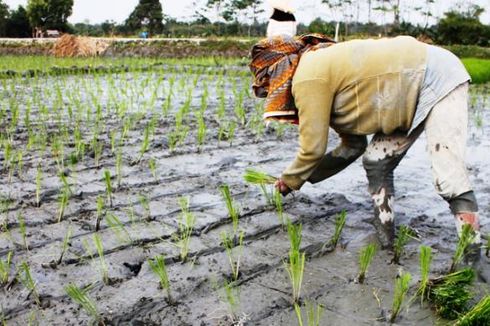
[3,0,490,25]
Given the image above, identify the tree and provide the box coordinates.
[0,0,9,37]
[26,0,73,31]
[6,6,31,37]
[206,0,263,35]
[125,0,164,36]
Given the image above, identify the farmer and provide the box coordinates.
[267,0,297,38]
[249,34,488,279]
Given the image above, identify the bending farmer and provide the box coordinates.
[249,34,487,278]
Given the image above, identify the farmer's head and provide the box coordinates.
[249,34,335,124]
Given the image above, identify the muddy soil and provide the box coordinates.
[0,69,489,326]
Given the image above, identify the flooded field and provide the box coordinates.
[0,64,489,325]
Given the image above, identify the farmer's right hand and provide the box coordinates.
[275,179,292,196]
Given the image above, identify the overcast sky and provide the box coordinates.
[3,0,490,25]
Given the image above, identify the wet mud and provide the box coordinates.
[0,69,489,325]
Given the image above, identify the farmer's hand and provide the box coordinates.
[275,179,292,196]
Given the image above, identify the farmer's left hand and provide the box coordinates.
[275,179,292,196]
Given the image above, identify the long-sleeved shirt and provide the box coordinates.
[281,36,469,190]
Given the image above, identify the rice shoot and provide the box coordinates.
[357,243,377,284]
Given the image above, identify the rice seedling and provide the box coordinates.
[115,149,123,188]
[393,225,417,265]
[148,158,157,180]
[148,255,173,304]
[285,221,305,304]
[95,196,105,232]
[414,245,432,305]
[93,234,109,284]
[138,123,151,161]
[0,252,12,285]
[429,268,475,319]
[243,168,277,205]
[103,170,113,207]
[221,230,244,281]
[455,295,490,325]
[329,210,347,248]
[57,226,72,265]
[138,194,151,221]
[221,279,241,322]
[57,188,69,223]
[59,171,72,196]
[106,212,132,244]
[196,111,207,151]
[175,197,196,263]
[64,283,102,324]
[450,224,476,273]
[390,270,411,323]
[357,243,377,284]
[220,185,240,235]
[294,301,324,326]
[17,211,28,250]
[18,261,40,305]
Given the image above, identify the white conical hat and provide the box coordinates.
[268,0,295,13]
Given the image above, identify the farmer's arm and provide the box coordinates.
[308,133,367,183]
[281,79,333,190]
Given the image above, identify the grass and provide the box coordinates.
[357,243,377,284]
[393,225,417,265]
[455,295,490,326]
[148,255,173,304]
[450,224,476,273]
[65,283,102,324]
[462,58,490,84]
[285,221,305,304]
[390,271,412,323]
[329,210,347,248]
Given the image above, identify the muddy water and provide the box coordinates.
[0,70,489,325]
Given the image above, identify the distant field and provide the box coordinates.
[462,58,490,84]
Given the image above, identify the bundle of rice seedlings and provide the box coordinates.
[428,268,475,319]
[450,224,476,273]
[455,295,490,326]
[65,283,101,323]
[243,168,277,185]
[390,271,412,323]
[329,210,347,248]
[393,225,417,264]
[414,245,432,305]
[357,243,377,284]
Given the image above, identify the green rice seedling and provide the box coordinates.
[415,245,432,305]
[429,268,475,319]
[115,149,122,188]
[222,279,240,322]
[138,194,151,221]
[226,120,236,145]
[221,230,244,281]
[95,196,105,232]
[18,262,40,305]
[57,226,72,265]
[110,130,117,154]
[64,283,102,323]
[139,124,151,161]
[450,224,476,273]
[285,221,305,304]
[329,210,347,248]
[196,111,207,151]
[390,271,412,323]
[0,252,13,285]
[93,234,109,284]
[176,197,196,262]
[243,168,277,205]
[148,255,173,304]
[294,301,324,326]
[274,189,285,227]
[234,90,246,125]
[357,243,377,284]
[455,295,490,325]
[219,185,240,235]
[103,170,113,207]
[59,172,72,196]
[106,213,132,245]
[393,225,417,265]
[57,188,69,223]
[17,211,28,250]
[149,158,157,180]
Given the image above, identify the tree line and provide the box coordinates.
[0,0,489,46]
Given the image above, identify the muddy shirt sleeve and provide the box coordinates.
[308,133,367,184]
[281,79,333,190]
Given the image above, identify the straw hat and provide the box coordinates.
[268,0,295,13]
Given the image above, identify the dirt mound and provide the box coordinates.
[52,34,109,57]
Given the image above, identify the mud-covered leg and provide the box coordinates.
[363,129,422,249]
